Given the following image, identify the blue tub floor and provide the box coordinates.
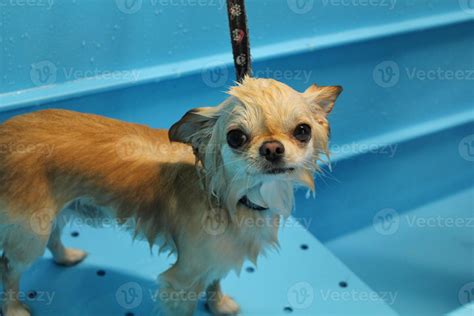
[327,187,474,316]
[6,218,397,316]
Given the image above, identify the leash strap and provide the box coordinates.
[226,0,252,82]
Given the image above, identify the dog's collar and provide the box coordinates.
[239,196,268,211]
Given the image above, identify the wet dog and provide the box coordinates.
[0,77,342,315]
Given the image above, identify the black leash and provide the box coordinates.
[226,0,252,82]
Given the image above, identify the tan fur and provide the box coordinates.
[0,78,342,316]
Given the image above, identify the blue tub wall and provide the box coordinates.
[1,19,473,146]
[0,0,471,94]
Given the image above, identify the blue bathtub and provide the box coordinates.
[0,1,473,315]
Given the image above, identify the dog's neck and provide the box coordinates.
[242,180,295,216]
[212,164,296,217]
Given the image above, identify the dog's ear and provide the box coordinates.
[169,107,220,145]
[304,84,343,114]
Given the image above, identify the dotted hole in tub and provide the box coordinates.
[300,244,309,250]
[96,270,106,277]
[339,281,348,288]
[283,306,293,313]
[125,313,134,316]
[28,291,37,299]
[71,231,80,237]
[246,267,255,273]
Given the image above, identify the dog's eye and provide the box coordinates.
[227,129,248,149]
[293,124,312,143]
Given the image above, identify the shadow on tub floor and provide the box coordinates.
[1,258,209,316]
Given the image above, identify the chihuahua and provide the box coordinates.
[0,77,341,316]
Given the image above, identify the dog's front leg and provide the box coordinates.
[157,264,206,316]
[206,280,240,316]
[47,222,87,266]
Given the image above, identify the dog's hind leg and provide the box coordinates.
[47,219,87,267]
[1,221,51,316]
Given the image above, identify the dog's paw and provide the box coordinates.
[54,248,87,266]
[2,302,31,316]
[208,295,240,316]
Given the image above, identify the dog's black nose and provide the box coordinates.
[259,141,285,162]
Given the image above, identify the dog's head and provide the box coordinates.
[169,77,342,216]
